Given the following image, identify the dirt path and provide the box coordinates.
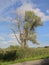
[9,58,49,65]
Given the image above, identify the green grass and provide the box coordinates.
[0,47,49,65]
[0,55,49,65]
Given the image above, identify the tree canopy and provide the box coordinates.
[23,11,43,45]
[12,11,43,48]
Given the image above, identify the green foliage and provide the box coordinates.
[0,46,49,65]
[0,49,16,61]
[12,11,43,47]
[0,46,49,61]
[24,11,43,30]
[3,50,16,61]
[44,46,49,48]
[23,11,43,45]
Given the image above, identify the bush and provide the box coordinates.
[0,46,49,61]
[0,50,4,60]
[0,49,16,61]
[3,50,16,61]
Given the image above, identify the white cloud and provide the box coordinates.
[0,16,12,22]
[1,0,49,22]
[0,35,9,48]
[33,8,49,21]
[0,34,20,48]
[0,0,33,15]
[16,3,35,21]
[0,36,4,41]
[16,3,49,22]
[20,0,30,4]
[8,40,20,46]
[47,10,49,14]
[1,0,48,23]
[0,41,9,48]
[9,33,20,45]
[0,16,18,23]
[0,0,18,14]
[0,0,31,15]
[10,33,20,39]
[16,3,34,17]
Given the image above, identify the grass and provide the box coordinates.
[0,47,49,65]
[0,55,49,65]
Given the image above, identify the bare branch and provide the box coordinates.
[11,28,21,45]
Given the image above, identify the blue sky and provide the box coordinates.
[0,0,49,48]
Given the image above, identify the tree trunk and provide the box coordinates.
[23,28,28,48]
[23,39,27,48]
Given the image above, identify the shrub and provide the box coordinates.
[0,46,49,61]
[3,50,16,61]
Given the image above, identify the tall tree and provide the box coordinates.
[12,11,43,48]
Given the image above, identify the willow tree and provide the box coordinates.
[12,11,43,48]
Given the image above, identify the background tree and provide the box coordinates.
[12,11,43,48]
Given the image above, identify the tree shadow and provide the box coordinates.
[40,58,49,65]
[21,58,49,65]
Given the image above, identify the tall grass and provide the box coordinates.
[0,46,49,65]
